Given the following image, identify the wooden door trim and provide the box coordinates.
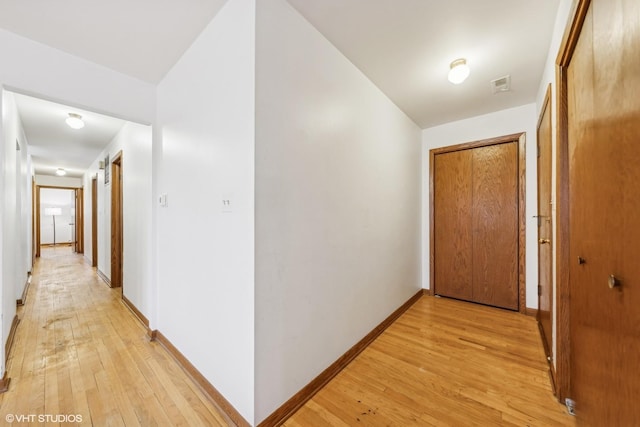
[429,132,527,313]
[555,0,591,404]
[91,176,98,267]
[111,151,123,288]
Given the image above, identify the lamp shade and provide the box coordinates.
[448,58,470,84]
[44,207,62,216]
[66,113,85,129]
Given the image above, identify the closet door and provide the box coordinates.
[472,142,519,310]
[433,149,473,301]
[432,140,520,310]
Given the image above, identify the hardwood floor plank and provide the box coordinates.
[0,247,230,426]
[286,295,575,426]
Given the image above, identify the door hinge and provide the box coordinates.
[537,144,541,157]
[538,284,542,296]
[565,398,576,416]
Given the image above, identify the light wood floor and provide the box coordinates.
[0,247,230,426]
[1,248,575,426]
[285,295,576,426]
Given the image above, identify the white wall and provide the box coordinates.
[82,123,152,319]
[156,0,255,422]
[422,104,538,308]
[35,174,82,188]
[254,0,422,422]
[533,0,576,369]
[0,90,33,375]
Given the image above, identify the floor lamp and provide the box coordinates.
[44,207,62,246]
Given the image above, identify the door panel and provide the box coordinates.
[537,87,553,362]
[568,0,640,423]
[472,143,518,310]
[434,150,473,301]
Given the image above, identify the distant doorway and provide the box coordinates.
[36,187,82,254]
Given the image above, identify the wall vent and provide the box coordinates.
[491,75,511,94]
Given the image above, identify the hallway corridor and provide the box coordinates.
[0,247,230,426]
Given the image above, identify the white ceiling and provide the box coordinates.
[287,0,561,128]
[0,0,228,84]
[1,0,560,177]
[13,92,126,178]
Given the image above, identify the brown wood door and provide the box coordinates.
[75,188,84,254]
[471,142,518,310]
[92,177,98,267]
[537,86,553,365]
[433,140,519,310]
[567,0,640,423]
[434,150,473,301]
[34,181,40,259]
[111,152,123,288]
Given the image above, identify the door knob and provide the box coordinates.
[608,275,620,289]
[539,238,551,244]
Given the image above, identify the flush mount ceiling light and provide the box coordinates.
[65,113,85,129]
[448,58,470,84]
[56,168,67,176]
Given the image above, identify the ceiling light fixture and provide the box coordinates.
[448,58,470,84]
[65,113,85,129]
[56,168,67,176]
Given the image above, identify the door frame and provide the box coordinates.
[35,185,84,254]
[110,151,123,288]
[429,132,527,313]
[555,0,591,403]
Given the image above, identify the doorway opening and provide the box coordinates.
[35,186,83,256]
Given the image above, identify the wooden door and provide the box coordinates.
[434,150,473,301]
[432,137,521,311]
[537,85,553,367]
[565,0,640,422]
[31,177,36,265]
[111,152,123,288]
[471,142,518,310]
[34,182,40,258]
[75,188,84,254]
[92,177,98,267]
